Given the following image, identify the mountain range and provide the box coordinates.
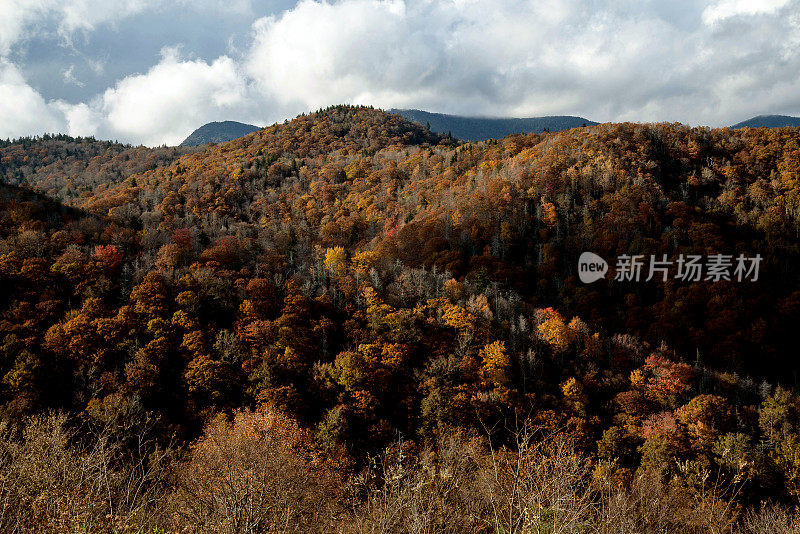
[181,111,800,147]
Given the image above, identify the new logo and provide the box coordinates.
[578,252,608,283]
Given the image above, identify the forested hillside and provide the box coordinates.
[0,134,197,204]
[1,105,800,531]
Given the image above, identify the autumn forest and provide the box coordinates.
[2,106,800,532]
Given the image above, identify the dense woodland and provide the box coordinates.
[2,106,800,531]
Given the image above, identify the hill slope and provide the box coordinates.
[0,134,196,204]
[4,106,800,518]
[390,108,597,140]
[180,120,261,146]
[52,106,800,381]
[731,114,800,128]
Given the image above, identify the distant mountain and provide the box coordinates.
[731,115,800,128]
[180,121,260,146]
[390,109,597,141]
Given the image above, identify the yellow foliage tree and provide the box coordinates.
[480,341,511,388]
[537,308,573,353]
[443,304,475,334]
[351,250,378,273]
[323,246,347,276]
[541,200,558,228]
[561,377,588,416]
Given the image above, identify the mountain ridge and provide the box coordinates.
[390,108,597,140]
[177,110,800,149]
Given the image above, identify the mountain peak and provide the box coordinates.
[731,114,800,128]
[180,121,261,146]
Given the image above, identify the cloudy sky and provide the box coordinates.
[1,0,799,146]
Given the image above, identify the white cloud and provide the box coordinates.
[0,0,48,55]
[62,65,85,87]
[242,0,800,126]
[73,47,256,145]
[0,0,268,144]
[54,101,100,136]
[0,0,257,53]
[0,0,155,54]
[702,0,792,25]
[244,0,686,118]
[57,1,165,44]
[0,47,265,145]
[0,59,65,138]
